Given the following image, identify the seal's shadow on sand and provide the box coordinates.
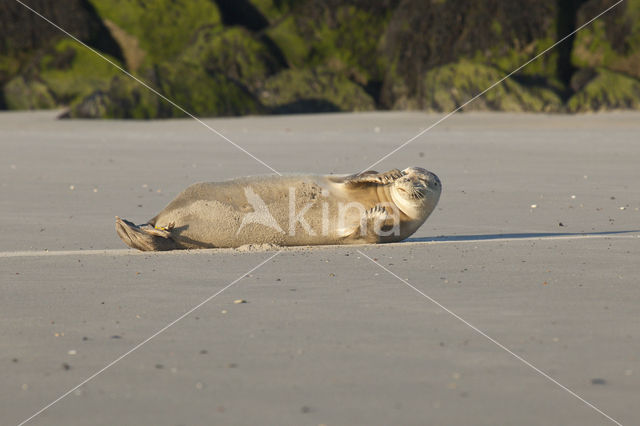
[406,229,640,243]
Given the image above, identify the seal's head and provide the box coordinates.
[390,167,442,219]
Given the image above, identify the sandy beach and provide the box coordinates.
[1,110,639,425]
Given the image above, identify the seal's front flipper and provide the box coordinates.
[358,206,400,243]
[115,216,178,251]
[330,169,404,186]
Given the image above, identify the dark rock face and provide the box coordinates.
[381,0,558,109]
[0,0,122,60]
[1,0,639,117]
[214,0,269,31]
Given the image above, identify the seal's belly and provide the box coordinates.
[151,175,380,248]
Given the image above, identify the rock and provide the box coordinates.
[3,0,640,116]
[567,68,640,112]
[71,26,272,118]
[88,0,222,63]
[0,0,122,60]
[189,27,284,93]
[411,60,562,112]
[381,0,558,110]
[3,76,56,110]
[572,1,640,80]
[260,67,375,113]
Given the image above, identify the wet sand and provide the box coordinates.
[1,110,639,425]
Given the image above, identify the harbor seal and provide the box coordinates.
[115,167,441,251]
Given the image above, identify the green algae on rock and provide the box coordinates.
[3,76,56,110]
[260,67,375,113]
[70,64,262,119]
[88,0,222,65]
[567,68,640,112]
[572,0,640,80]
[3,0,640,116]
[70,26,278,118]
[388,60,562,112]
[4,39,120,111]
[184,27,284,93]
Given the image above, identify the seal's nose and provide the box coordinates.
[428,172,441,188]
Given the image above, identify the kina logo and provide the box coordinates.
[236,187,284,235]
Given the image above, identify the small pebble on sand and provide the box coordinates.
[233,299,246,304]
[68,350,77,355]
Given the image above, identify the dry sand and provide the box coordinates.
[1,110,639,425]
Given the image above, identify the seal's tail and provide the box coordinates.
[115,216,178,251]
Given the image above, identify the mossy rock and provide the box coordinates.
[264,2,391,85]
[260,67,375,113]
[249,0,295,23]
[182,27,283,92]
[3,75,56,110]
[381,0,558,108]
[572,0,640,80]
[39,39,121,105]
[411,60,562,112]
[71,61,262,119]
[0,55,21,84]
[303,5,390,84]
[567,68,640,112]
[265,15,309,68]
[71,24,278,118]
[88,0,222,65]
[3,39,121,111]
[70,76,162,119]
[155,60,263,117]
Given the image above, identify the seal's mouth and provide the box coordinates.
[397,184,426,200]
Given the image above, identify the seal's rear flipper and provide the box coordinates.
[115,216,178,251]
